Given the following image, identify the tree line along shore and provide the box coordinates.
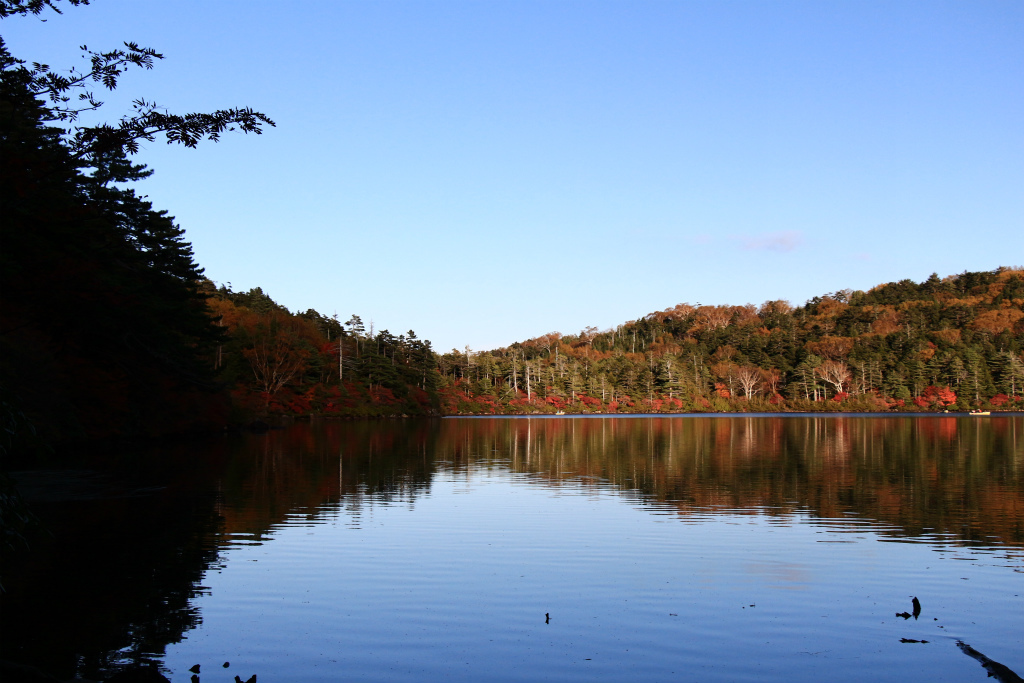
[207,267,1024,422]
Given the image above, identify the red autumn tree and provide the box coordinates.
[920,385,957,408]
[936,385,957,407]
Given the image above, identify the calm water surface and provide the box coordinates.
[3,415,1023,683]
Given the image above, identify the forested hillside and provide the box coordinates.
[438,268,1024,414]
[205,285,441,419]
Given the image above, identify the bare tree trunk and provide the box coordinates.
[735,365,761,400]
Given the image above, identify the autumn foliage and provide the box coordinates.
[439,268,1024,415]
[207,287,441,420]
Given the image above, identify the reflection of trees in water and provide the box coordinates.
[436,416,1024,547]
[0,450,226,680]
[215,416,1023,550]
[215,420,441,537]
[3,416,1020,680]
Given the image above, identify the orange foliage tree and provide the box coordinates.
[234,310,318,404]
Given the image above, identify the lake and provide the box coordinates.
[2,415,1022,683]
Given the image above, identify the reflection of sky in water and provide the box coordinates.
[164,463,1023,683]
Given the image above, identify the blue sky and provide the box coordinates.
[5,1,1022,352]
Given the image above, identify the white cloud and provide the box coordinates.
[736,230,803,252]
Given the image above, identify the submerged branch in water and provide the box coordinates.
[957,641,1024,683]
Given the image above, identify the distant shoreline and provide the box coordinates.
[442,411,1024,419]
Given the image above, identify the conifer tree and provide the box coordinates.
[1,2,273,446]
